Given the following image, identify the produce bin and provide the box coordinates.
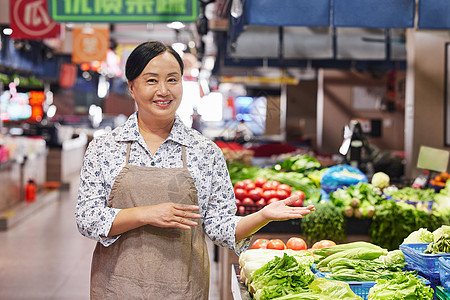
[437,286,450,300]
[400,243,450,282]
[315,271,430,300]
[440,257,450,292]
[315,271,375,300]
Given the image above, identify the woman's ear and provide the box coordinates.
[128,81,134,98]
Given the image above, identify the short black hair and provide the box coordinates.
[125,41,184,82]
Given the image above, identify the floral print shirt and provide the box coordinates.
[75,112,250,254]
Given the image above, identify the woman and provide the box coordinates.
[75,41,315,299]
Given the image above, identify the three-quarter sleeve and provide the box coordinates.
[74,137,121,246]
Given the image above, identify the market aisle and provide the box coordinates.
[0,178,221,300]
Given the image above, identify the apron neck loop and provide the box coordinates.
[125,142,132,164]
[181,146,187,169]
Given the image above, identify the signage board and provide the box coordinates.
[47,0,198,23]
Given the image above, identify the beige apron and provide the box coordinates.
[90,142,210,299]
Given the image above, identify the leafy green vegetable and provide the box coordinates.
[384,187,435,202]
[368,272,434,300]
[278,154,321,173]
[300,201,346,246]
[378,250,405,265]
[249,253,315,299]
[433,225,450,243]
[402,228,434,244]
[369,200,438,250]
[371,172,390,189]
[317,246,388,269]
[425,234,450,254]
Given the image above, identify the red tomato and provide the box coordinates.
[242,198,254,205]
[267,197,280,205]
[242,179,254,186]
[238,205,246,214]
[275,189,289,200]
[262,190,277,201]
[255,198,266,206]
[278,184,292,196]
[311,240,337,250]
[286,237,307,251]
[266,239,286,250]
[235,198,241,206]
[290,190,305,207]
[292,190,306,201]
[234,188,247,200]
[245,182,256,191]
[248,188,263,201]
[254,177,268,188]
[262,181,276,191]
[251,238,269,249]
[234,181,246,189]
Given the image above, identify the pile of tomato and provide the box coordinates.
[250,237,336,253]
[234,178,306,215]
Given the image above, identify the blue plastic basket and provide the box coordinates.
[315,270,430,300]
[439,257,450,292]
[400,243,450,282]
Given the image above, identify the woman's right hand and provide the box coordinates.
[140,203,201,230]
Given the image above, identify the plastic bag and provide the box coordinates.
[320,164,367,193]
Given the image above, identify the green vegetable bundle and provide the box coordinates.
[425,234,450,254]
[249,253,315,300]
[277,154,321,173]
[368,272,434,300]
[313,241,388,269]
[300,201,346,245]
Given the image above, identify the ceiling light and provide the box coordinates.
[172,42,187,54]
[3,28,12,35]
[167,22,185,30]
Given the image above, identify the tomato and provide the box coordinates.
[248,188,263,201]
[251,238,269,249]
[275,189,289,200]
[234,188,247,200]
[278,184,292,196]
[237,205,246,214]
[235,198,241,206]
[312,240,336,249]
[245,182,256,191]
[262,190,277,201]
[286,237,307,251]
[254,177,268,188]
[234,181,246,189]
[267,197,280,205]
[292,190,306,201]
[242,198,254,205]
[290,190,305,207]
[255,198,266,206]
[262,181,280,191]
[266,239,286,250]
[242,179,254,186]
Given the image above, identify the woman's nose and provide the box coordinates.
[156,82,169,95]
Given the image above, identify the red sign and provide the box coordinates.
[10,0,60,40]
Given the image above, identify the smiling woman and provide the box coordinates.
[75,40,315,300]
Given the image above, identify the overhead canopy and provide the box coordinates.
[418,0,450,30]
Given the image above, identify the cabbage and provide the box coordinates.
[432,225,450,243]
[371,172,390,189]
[402,228,434,244]
[378,250,405,265]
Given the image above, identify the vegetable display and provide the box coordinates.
[300,201,346,245]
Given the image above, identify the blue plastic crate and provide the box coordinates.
[400,243,450,281]
[439,257,450,292]
[315,270,430,300]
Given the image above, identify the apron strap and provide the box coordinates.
[181,146,187,169]
[125,142,132,165]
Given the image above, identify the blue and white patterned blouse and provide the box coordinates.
[75,112,250,254]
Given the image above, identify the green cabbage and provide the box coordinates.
[402,228,434,244]
[432,225,450,243]
[371,172,390,189]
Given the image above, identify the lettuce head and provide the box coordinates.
[402,228,434,244]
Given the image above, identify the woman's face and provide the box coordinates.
[128,51,183,122]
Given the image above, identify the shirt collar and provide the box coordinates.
[114,112,194,147]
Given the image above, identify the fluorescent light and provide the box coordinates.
[3,28,12,35]
[167,22,185,30]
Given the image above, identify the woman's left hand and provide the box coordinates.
[259,194,315,221]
